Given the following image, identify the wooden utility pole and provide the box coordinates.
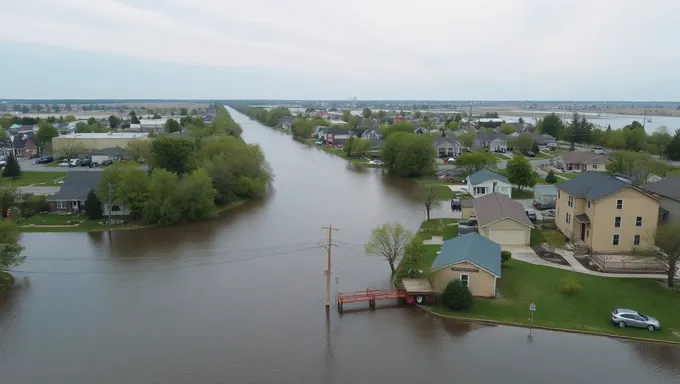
[108,183,113,236]
[322,225,339,311]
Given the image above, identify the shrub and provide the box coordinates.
[84,189,103,219]
[560,277,581,295]
[501,250,512,263]
[442,279,473,311]
[545,170,557,184]
[18,194,49,218]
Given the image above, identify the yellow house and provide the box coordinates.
[555,172,660,253]
[52,132,150,155]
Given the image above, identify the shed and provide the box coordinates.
[534,185,557,209]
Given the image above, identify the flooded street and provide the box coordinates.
[0,107,678,384]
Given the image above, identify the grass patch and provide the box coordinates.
[413,176,451,186]
[0,271,14,292]
[493,152,510,160]
[511,187,534,199]
[18,213,145,233]
[532,152,554,159]
[428,259,680,342]
[2,171,67,186]
[557,172,580,180]
[396,219,459,277]
[530,229,565,247]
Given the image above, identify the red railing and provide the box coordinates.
[336,289,407,307]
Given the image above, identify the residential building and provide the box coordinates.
[89,146,127,164]
[203,113,216,125]
[641,177,680,224]
[11,131,39,158]
[361,128,382,140]
[466,169,512,198]
[317,127,330,141]
[48,171,130,216]
[312,125,327,138]
[430,233,501,298]
[463,193,534,245]
[555,151,608,172]
[325,127,352,146]
[555,172,660,253]
[531,133,556,146]
[277,116,293,130]
[139,118,167,132]
[473,133,508,152]
[432,134,461,158]
[52,132,149,154]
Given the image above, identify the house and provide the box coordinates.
[11,131,39,158]
[312,125,327,138]
[203,113,216,125]
[430,233,501,298]
[361,128,382,140]
[433,134,461,158]
[414,127,430,135]
[369,139,385,150]
[316,111,330,120]
[139,118,167,132]
[641,177,680,224]
[555,172,660,253]
[325,127,352,146]
[453,124,477,137]
[473,133,508,152]
[48,171,130,216]
[317,127,330,141]
[531,133,556,146]
[466,169,512,198]
[277,116,293,130]
[463,193,534,245]
[556,151,608,172]
[89,146,127,164]
[52,132,149,154]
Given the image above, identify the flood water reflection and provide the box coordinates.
[0,107,678,384]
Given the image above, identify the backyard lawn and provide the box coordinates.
[396,219,458,277]
[530,228,566,247]
[429,259,680,342]
[532,152,554,159]
[511,187,534,199]
[18,213,142,232]
[557,172,580,180]
[2,171,67,186]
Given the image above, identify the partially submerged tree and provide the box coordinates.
[423,186,443,221]
[0,220,25,270]
[364,223,414,274]
[653,223,680,288]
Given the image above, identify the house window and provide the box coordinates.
[612,234,620,246]
[633,235,640,246]
[593,164,598,169]
[587,200,591,208]
[474,187,487,195]
[460,274,469,286]
[614,217,621,228]
[558,190,561,199]
[616,199,623,209]
[568,196,573,207]
[586,230,589,237]
[636,217,642,227]
[56,201,67,209]
[111,205,121,212]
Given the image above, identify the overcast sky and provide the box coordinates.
[2,0,679,100]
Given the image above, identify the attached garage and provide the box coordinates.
[489,229,527,245]
[472,193,534,246]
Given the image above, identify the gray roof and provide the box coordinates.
[534,185,557,196]
[468,168,509,185]
[641,177,680,201]
[560,151,608,164]
[432,233,502,277]
[89,146,126,156]
[12,132,37,149]
[476,132,507,142]
[50,171,103,201]
[370,139,385,148]
[555,171,632,201]
[327,127,350,135]
[473,193,534,227]
[433,135,460,147]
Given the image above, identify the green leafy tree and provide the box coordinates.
[454,152,498,176]
[518,117,524,124]
[414,111,422,118]
[351,138,371,157]
[381,121,415,138]
[64,115,77,122]
[364,222,413,274]
[509,134,534,153]
[116,165,150,219]
[36,122,59,153]
[506,153,537,190]
[87,117,97,126]
[445,121,459,131]
[362,108,372,118]
[501,250,512,263]
[653,223,680,288]
[539,113,564,138]
[459,132,476,148]
[0,220,25,270]
[666,130,680,161]
[174,168,217,221]
[545,170,557,184]
[164,118,181,133]
[499,123,517,135]
[651,126,672,159]
[442,279,473,310]
[151,137,196,174]
[108,115,121,129]
[381,132,435,177]
[343,136,358,157]
[84,189,103,219]
[291,119,313,138]
[423,186,443,220]
[0,184,18,218]
[531,140,540,154]
[179,108,188,116]
[622,121,647,152]
[129,111,140,124]
[143,169,182,225]
[606,150,670,186]
[2,153,21,178]
[75,122,91,133]
[341,110,352,122]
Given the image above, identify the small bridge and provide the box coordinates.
[336,289,406,312]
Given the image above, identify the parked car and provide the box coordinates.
[69,158,81,167]
[451,198,461,211]
[611,308,660,331]
[547,142,558,148]
[446,157,456,163]
[524,151,536,157]
[58,161,70,167]
[594,145,603,150]
[525,211,537,223]
[36,156,54,164]
[368,160,384,166]
[80,158,92,167]
[459,219,478,227]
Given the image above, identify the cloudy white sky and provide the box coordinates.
[1,0,679,100]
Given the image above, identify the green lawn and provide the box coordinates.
[493,153,510,161]
[511,187,534,199]
[428,259,680,342]
[3,171,67,186]
[396,219,458,278]
[530,229,566,247]
[533,152,554,159]
[557,172,580,180]
[18,213,143,233]
[413,176,451,186]
[0,271,14,292]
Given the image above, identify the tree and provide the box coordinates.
[381,121,414,138]
[87,117,97,126]
[75,122,91,133]
[414,111,422,118]
[164,118,181,133]
[499,123,517,135]
[666,130,680,161]
[531,140,540,154]
[543,231,565,253]
[84,189,103,219]
[180,108,188,116]
[174,169,217,221]
[351,138,371,157]
[458,132,476,148]
[58,138,86,160]
[606,150,670,186]
[364,223,413,274]
[442,279,473,311]
[291,119,313,138]
[423,186,443,220]
[506,153,537,190]
[454,152,498,176]
[0,184,18,218]
[36,122,59,152]
[143,169,182,225]
[381,132,435,177]
[362,108,372,118]
[0,220,25,270]
[341,110,352,122]
[651,126,672,159]
[509,134,534,153]
[445,121,459,131]
[151,137,196,174]
[129,111,140,124]
[343,136,358,157]
[518,117,524,124]
[545,170,557,184]
[501,250,512,263]
[539,113,564,138]
[622,121,647,152]
[1,153,21,178]
[108,115,121,129]
[653,223,680,288]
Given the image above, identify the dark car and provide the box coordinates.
[36,156,54,164]
[524,151,536,157]
[101,159,114,166]
[451,198,461,211]
[80,158,92,167]
[526,211,537,223]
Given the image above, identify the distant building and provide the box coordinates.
[52,132,149,155]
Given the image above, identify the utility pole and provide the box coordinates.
[322,225,339,312]
[108,183,113,236]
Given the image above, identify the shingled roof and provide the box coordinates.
[555,171,636,201]
[473,192,534,228]
[468,168,509,185]
[50,171,103,201]
[641,177,680,202]
[431,233,501,277]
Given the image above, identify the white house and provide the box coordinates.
[433,135,461,158]
[466,169,512,198]
[474,133,508,152]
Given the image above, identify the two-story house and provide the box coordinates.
[466,169,512,199]
[433,133,461,158]
[473,133,508,152]
[641,177,680,224]
[555,172,660,253]
[11,131,39,158]
[325,127,352,146]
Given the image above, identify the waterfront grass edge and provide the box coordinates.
[0,271,15,292]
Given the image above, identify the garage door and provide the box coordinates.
[488,229,526,245]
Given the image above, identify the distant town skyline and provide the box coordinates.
[2,0,680,100]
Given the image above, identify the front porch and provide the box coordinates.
[572,213,591,254]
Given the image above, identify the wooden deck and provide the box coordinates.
[336,289,406,311]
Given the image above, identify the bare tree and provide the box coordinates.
[423,186,443,221]
[58,138,86,161]
[364,223,413,274]
[653,223,680,288]
[543,231,565,253]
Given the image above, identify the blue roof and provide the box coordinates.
[431,233,502,277]
[468,168,509,185]
[534,185,557,196]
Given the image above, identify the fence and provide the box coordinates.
[590,253,664,273]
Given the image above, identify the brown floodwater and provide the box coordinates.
[0,107,678,384]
